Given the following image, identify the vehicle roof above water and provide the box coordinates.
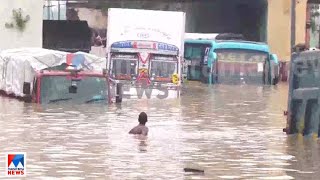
[184,33,220,40]
[0,48,106,72]
[0,48,107,97]
[184,33,270,52]
[185,33,245,40]
[185,39,270,53]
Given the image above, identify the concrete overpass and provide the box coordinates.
[65,0,313,63]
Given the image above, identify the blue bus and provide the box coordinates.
[183,33,279,85]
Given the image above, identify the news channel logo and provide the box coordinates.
[5,152,26,177]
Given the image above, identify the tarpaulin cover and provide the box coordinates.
[0,48,106,97]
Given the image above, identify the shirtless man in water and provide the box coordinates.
[129,112,149,136]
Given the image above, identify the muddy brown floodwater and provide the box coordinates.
[0,82,319,179]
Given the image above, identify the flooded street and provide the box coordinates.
[0,82,319,179]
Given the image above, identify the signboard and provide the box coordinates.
[257,63,264,72]
[111,41,179,52]
[134,41,155,49]
[112,54,137,59]
[152,56,176,61]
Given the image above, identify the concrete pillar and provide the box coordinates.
[267,0,307,61]
[268,0,308,81]
[267,0,292,62]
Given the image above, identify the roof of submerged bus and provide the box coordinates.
[185,39,270,53]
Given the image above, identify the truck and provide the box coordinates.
[184,33,279,85]
[0,48,119,104]
[106,8,186,99]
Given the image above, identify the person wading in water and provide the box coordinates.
[129,112,149,136]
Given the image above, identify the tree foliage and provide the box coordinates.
[5,8,30,32]
[310,4,320,32]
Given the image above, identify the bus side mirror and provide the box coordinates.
[270,54,278,63]
[209,52,217,60]
[23,82,31,95]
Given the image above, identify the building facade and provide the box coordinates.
[0,0,43,50]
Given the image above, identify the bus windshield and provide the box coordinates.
[150,55,177,81]
[40,76,108,104]
[111,54,138,80]
[215,49,268,63]
[215,49,269,84]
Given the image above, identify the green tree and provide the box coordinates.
[310,4,320,32]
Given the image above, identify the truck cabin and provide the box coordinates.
[184,33,279,85]
[26,65,110,104]
[109,40,179,84]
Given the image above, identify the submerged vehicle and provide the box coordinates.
[106,8,186,99]
[284,48,320,137]
[184,33,279,85]
[0,48,117,104]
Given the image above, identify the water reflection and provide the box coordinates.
[284,135,320,179]
[0,82,319,179]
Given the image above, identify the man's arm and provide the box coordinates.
[141,127,149,136]
[129,127,136,134]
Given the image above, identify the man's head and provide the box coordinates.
[138,112,148,125]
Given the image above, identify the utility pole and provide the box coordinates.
[291,0,296,53]
[47,0,51,20]
[58,0,60,20]
[285,0,296,134]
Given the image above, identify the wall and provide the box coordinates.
[267,0,308,61]
[0,0,44,50]
[76,8,107,30]
[267,0,292,61]
[295,0,308,45]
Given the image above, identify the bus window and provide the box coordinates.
[184,44,211,65]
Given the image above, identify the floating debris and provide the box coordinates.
[183,168,205,173]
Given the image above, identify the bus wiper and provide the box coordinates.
[85,96,106,103]
[49,98,72,103]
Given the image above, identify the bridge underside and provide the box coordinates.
[185,0,267,42]
[68,0,268,42]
